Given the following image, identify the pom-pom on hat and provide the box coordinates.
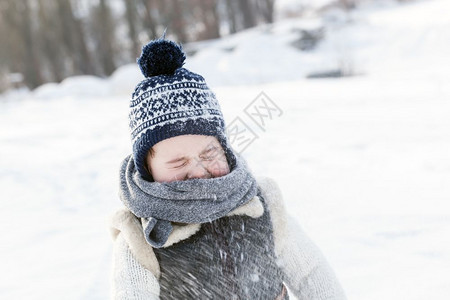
[129,36,236,181]
[137,39,186,77]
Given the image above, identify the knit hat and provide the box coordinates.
[129,38,236,181]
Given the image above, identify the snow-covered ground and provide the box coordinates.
[1,0,449,299]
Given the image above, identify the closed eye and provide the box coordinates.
[172,161,188,169]
[200,147,221,160]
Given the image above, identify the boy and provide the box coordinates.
[109,38,346,300]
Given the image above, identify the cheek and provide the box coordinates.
[209,160,230,177]
[153,168,187,182]
[149,160,181,182]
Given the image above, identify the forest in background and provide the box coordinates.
[0,0,412,92]
[0,0,278,91]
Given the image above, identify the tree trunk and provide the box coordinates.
[23,0,44,88]
[124,0,141,61]
[237,0,256,29]
[258,0,275,23]
[98,0,116,75]
[71,0,96,75]
[201,0,220,40]
[140,0,158,39]
[56,0,95,75]
[169,0,188,43]
[224,0,237,34]
[0,1,24,84]
[38,0,64,82]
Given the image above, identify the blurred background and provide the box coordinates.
[0,0,397,91]
[1,0,306,91]
[1,0,449,299]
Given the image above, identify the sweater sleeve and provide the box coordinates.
[109,209,161,300]
[280,215,346,300]
[111,232,160,300]
[257,177,347,300]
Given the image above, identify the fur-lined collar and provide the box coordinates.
[162,195,264,247]
[109,195,264,277]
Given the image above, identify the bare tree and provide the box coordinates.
[168,0,188,43]
[56,0,95,75]
[90,0,117,76]
[200,0,220,40]
[1,0,44,89]
[37,0,64,82]
[224,0,238,34]
[72,0,96,75]
[0,1,21,83]
[256,0,275,24]
[237,0,257,29]
[0,0,281,91]
[124,0,141,61]
[139,0,158,40]
[22,0,44,88]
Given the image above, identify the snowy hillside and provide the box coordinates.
[1,0,450,299]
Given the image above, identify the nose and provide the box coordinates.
[187,162,211,180]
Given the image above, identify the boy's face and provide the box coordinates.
[146,134,230,182]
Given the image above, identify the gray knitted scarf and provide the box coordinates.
[119,153,258,248]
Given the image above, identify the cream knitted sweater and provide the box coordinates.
[109,177,346,300]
